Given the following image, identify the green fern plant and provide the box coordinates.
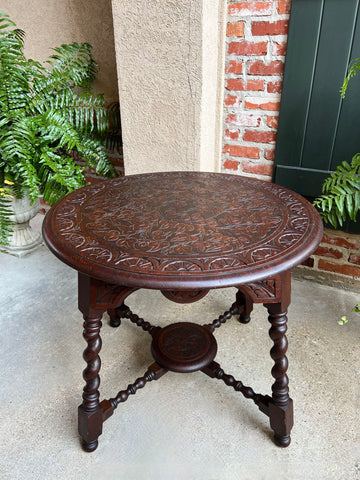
[313,154,360,228]
[314,58,360,229]
[0,11,116,245]
[0,183,14,244]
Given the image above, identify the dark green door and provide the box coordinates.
[274,0,360,198]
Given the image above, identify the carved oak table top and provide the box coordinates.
[43,171,323,289]
[42,171,323,453]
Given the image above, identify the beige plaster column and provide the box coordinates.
[111,1,226,174]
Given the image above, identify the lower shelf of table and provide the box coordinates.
[78,300,294,452]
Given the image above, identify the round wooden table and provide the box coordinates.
[43,172,323,452]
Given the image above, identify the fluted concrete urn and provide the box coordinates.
[5,193,42,257]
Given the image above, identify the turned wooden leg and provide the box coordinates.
[266,304,293,447]
[108,307,122,328]
[108,303,133,328]
[106,288,138,328]
[236,289,253,324]
[78,313,104,452]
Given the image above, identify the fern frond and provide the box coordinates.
[0,187,13,245]
[29,43,101,119]
[314,154,360,228]
[102,101,122,152]
[341,58,360,97]
[38,151,85,190]
[0,11,17,32]
[45,89,108,134]
[0,29,29,114]
[0,12,118,245]
[0,116,41,198]
[38,151,85,204]
[46,42,98,88]
[76,136,116,176]
[41,179,72,205]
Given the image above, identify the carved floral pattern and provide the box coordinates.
[48,172,320,279]
[244,279,277,300]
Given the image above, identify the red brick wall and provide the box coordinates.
[303,229,360,278]
[222,0,360,285]
[222,0,290,179]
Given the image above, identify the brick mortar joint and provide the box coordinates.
[225,74,285,79]
[316,243,351,257]
[304,255,360,273]
[298,262,360,280]
[315,263,360,279]
[313,243,359,258]
[222,1,289,183]
[323,229,360,240]
[227,15,290,21]
[229,36,289,47]
[312,255,360,267]
[302,257,320,269]
[226,56,287,63]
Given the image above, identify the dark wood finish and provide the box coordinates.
[42,172,323,452]
[204,303,239,332]
[202,361,270,412]
[235,289,253,324]
[107,288,137,327]
[43,172,323,289]
[265,303,293,447]
[151,323,217,373]
[78,313,103,452]
[264,269,293,447]
[111,304,158,336]
[107,363,167,409]
[161,289,209,304]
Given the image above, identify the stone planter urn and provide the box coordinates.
[5,194,42,257]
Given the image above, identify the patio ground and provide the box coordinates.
[1,219,360,480]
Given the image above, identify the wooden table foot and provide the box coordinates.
[78,405,103,452]
[266,302,294,447]
[81,439,99,452]
[235,289,253,324]
[107,303,132,328]
[108,308,121,327]
[274,435,291,448]
[269,399,293,447]
[78,313,104,452]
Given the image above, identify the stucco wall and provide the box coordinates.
[1,0,118,103]
[111,0,226,175]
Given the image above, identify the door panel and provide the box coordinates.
[274,0,360,199]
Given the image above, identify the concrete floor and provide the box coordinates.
[1,232,360,479]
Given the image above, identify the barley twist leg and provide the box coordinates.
[266,304,293,447]
[78,314,103,452]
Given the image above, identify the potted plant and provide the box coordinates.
[314,57,360,323]
[0,11,116,254]
[314,58,360,229]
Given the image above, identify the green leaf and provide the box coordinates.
[334,195,345,215]
[0,190,14,245]
[0,11,118,245]
[314,149,360,228]
[341,57,360,98]
[338,316,348,325]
